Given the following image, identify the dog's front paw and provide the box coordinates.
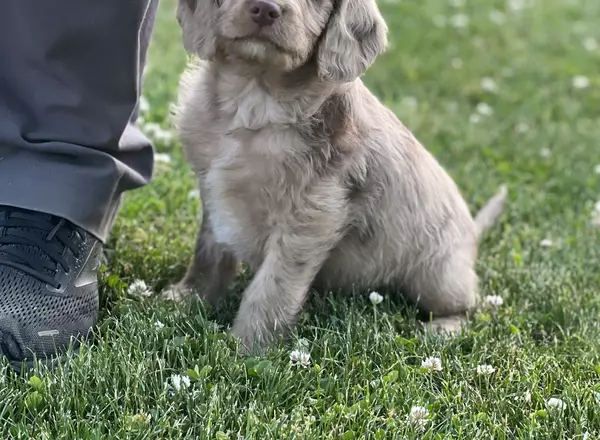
[422,316,467,337]
[231,320,271,357]
[161,283,195,303]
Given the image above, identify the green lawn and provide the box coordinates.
[2,0,600,438]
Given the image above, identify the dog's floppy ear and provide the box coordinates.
[176,0,218,59]
[316,0,388,82]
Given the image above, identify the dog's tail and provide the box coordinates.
[474,184,508,240]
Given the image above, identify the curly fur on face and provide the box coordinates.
[176,0,386,79]
[316,0,388,81]
[170,0,507,353]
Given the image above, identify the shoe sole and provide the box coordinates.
[9,349,79,375]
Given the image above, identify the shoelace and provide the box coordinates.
[0,209,81,289]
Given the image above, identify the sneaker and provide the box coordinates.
[0,206,102,372]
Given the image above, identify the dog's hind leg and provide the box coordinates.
[407,185,508,334]
[403,242,479,335]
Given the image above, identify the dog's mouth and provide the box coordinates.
[230,35,291,54]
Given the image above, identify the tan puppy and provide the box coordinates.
[168,0,507,353]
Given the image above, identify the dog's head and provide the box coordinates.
[177,0,388,82]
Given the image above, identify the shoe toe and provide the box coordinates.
[0,315,26,362]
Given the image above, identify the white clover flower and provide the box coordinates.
[168,374,190,393]
[290,350,311,368]
[155,320,165,330]
[445,102,459,113]
[501,67,514,77]
[489,10,506,25]
[476,364,496,375]
[421,356,443,372]
[130,412,152,425]
[432,15,447,28]
[594,164,600,175]
[546,397,566,411]
[508,0,527,12]
[401,96,418,110]
[144,122,174,143]
[472,37,485,49]
[583,37,598,52]
[154,153,172,164]
[155,130,174,143]
[169,374,181,392]
[539,238,553,248]
[188,189,201,200]
[469,113,483,124]
[592,211,600,227]
[451,58,463,69]
[476,102,494,116]
[591,202,600,227]
[408,405,430,429]
[128,279,152,297]
[515,122,530,134]
[143,122,161,135]
[139,96,150,113]
[540,148,552,158]
[485,295,504,307]
[481,77,498,93]
[369,291,384,305]
[450,13,469,29]
[572,76,590,89]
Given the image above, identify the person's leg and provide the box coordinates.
[0,0,158,370]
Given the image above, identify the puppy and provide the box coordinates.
[169,0,507,353]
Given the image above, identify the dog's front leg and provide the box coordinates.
[231,219,341,355]
[166,207,238,304]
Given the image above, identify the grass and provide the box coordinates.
[2,0,600,438]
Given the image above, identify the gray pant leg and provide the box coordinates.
[0,0,158,242]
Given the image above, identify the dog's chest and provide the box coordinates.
[218,76,297,131]
[204,127,309,261]
[195,74,316,261]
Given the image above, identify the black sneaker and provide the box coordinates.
[0,206,102,372]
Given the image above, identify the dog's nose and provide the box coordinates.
[249,0,281,27]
